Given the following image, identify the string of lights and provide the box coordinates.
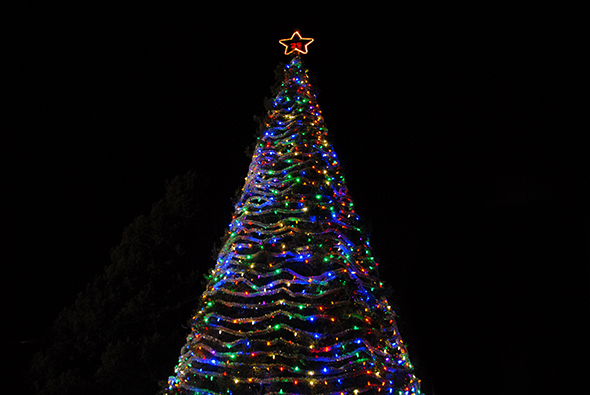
[165,53,421,395]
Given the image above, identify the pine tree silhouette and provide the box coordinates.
[165,54,422,395]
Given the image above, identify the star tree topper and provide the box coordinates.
[279,31,314,55]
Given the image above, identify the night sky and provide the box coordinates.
[4,3,586,394]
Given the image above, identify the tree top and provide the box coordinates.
[279,31,314,56]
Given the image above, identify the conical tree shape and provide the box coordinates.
[165,56,421,395]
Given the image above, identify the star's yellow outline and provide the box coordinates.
[279,31,314,55]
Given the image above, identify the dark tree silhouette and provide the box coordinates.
[30,170,216,395]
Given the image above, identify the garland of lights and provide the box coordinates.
[165,33,422,395]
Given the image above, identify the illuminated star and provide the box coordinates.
[279,31,314,55]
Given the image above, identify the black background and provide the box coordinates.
[4,3,587,394]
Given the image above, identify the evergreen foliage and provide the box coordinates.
[30,170,211,395]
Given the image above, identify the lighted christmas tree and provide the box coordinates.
[164,32,422,395]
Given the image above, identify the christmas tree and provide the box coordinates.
[165,32,422,395]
